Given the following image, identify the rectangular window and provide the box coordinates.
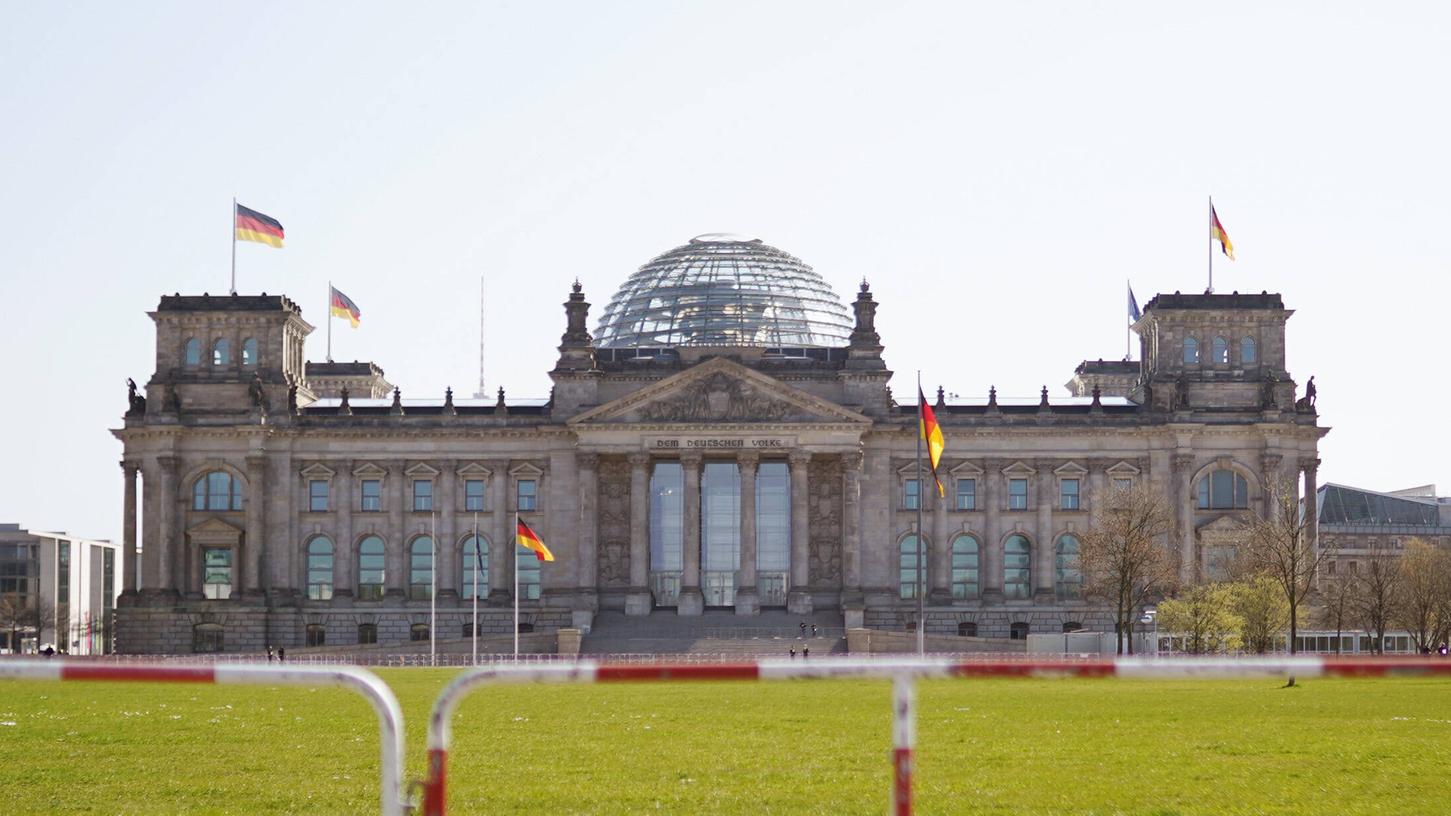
[1060,479,1080,510]
[1113,478,1133,492]
[1008,478,1029,510]
[413,480,433,512]
[464,479,486,512]
[309,480,329,512]
[517,479,537,511]
[203,547,232,600]
[904,479,920,510]
[956,478,977,511]
[361,479,381,512]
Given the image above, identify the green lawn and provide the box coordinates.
[1,668,1448,814]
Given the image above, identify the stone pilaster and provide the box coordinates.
[576,452,600,620]
[334,461,354,601]
[158,456,179,596]
[841,450,864,610]
[735,452,760,616]
[1173,454,1196,584]
[677,452,704,616]
[1034,462,1055,599]
[244,455,267,596]
[1260,453,1284,521]
[930,468,950,603]
[438,462,458,602]
[981,460,1003,602]
[625,453,651,616]
[489,460,511,603]
[385,460,405,597]
[1302,457,1320,556]
[787,450,812,614]
[121,461,139,595]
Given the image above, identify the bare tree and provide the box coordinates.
[1393,539,1451,653]
[1079,484,1178,654]
[1353,544,1402,654]
[1232,575,1290,654]
[1157,583,1242,654]
[1240,476,1329,654]
[0,593,56,653]
[1317,566,1357,654]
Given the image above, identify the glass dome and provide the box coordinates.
[594,234,854,348]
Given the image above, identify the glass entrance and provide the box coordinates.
[649,462,683,607]
[701,462,740,607]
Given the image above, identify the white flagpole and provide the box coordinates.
[1125,280,1131,360]
[326,281,333,362]
[230,197,237,295]
[916,370,925,656]
[471,511,479,666]
[430,508,437,668]
[513,512,520,659]
[1208,195,1214,294]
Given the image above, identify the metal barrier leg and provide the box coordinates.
[892,675,915,816]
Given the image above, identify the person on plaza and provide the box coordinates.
[802,646,810,659]
[789,647,796,659]
[277,646,285,663]
[267,645,274,662]
[799,621,806,637]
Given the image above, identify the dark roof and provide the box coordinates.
[306,361,385,377]
[1074,359,1140,375]
[1317,483,1441,527]
[157,293,302,314]
[1143,292,1284,312]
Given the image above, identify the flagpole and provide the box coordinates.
[1207,195,1214,294]
[1125,280,1131,360]
[230,197,237,295]
[430,508,437,668]
[915,370,925,656]
[326,280,333,363]
[513,512,520,659]
[471,511,479,666]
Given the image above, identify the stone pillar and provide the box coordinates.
[677,452,704,616]
[438,463,458,602]
[1035,463,1055,599]
[981,462,1003,602]
[245,455,267,596]
[490,460,511,603]
[841,450,864,612]
[334,462,354,601]
[625,453,651,616]
[787,450,812,614]
[930,470,950,603]
[385,461,405,597]
[1260,453,1284,521]
[120,461,139,595]
[158,456,179,596]
[735,452,760,616]
[576,452,600,621]
[1173,454,1196,584]
[1302,458,1320,556]
[1088,462,1107,516]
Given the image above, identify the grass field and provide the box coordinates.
[2,668,1450,814]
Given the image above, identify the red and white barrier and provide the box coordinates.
[0,660,409,816]
[419,655,1451,816]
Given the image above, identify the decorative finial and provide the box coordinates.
[987,385,998,407]
[495,385,509,416]
[443,386,457,416]
[389,386,404,416]
[935,385,946,410]
[572,278,582,294]
[1040,385,1049,407]
[1091,385,1102,408]
[338,387,352,415]
[860,277,870,293]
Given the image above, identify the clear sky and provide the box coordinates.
[3,2,1447,542]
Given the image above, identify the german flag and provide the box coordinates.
[517,518,554,562]
[918,387,945,497]
[1211,205,1234,260]
[330,286,361,328]
[235,203,284,248]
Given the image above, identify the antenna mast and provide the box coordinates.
[473,274,487,399]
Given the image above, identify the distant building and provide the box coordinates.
[0,524,123,654]
[1317,483,1451,576]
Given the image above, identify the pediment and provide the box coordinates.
[300,463,336,480]
[353,462,388,479]
[509,462,545,478]
[1001,461,1036,477]
[1054,461,1089,476]
[405,462,440,479]
[1106,460,1142,476]
[456,462,493,478]
[569,357,871,426]
[1197,514,1247,535]
[949,461,984,476]
[187,517,243,544]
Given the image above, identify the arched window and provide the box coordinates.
[958,621,978,637]
[1241,336,1257,364]
[192,471,243,511]
[1004,534,1032,599]
[1197,469,1250,510]
[1055,534,1082,599]
[357,622,377,644]
[1009,622,1030,640]
[410,623,430,642]
[1182,337,1200,364]
[306,537,334,601]
[898,535,925,600]
[1212,336,1229,364]
[1062,621,1084,633]
[305,624,326,647]
[212,338,231,366]
[241,338,258,367]
[461,535,489,600]
[409,537,434,600]
[516,541,542,601]
[184,338,201,366]
[950,534,979,599]
[192,622,224,653]
[357,536,385,600]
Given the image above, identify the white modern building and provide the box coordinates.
[0,524,123,654]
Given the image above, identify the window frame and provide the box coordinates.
[212,338,231,366]
[516,479,538,512]
[1211,336,1229,364]
[306,536,334,601]
[202,547,233,600]
[898,534,925,600]
[950,534,980,600]
[903,478,921,511]
[184,338,202,367]
[464,479,487,512]
[357,535,385,600]
[1008,478,1029,511]
[1183,336,1200,364]
[412,479,434,512]
[409,536,434,600]
[1059,478,1080,511]
[1003,534,1032,600]
[955,478,977,511]
[1241,336,1257,364]
[308,479,330,512]
[360,479,382,512]
[1055,533,1083,599]
[1197,468,1250,510]
[241,338,258,367]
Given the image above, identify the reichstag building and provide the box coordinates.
[114,233,1325,652]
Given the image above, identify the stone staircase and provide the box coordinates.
[581,609,848,657]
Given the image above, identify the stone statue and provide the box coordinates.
[126,378,146,416]
[1175,374,1190,411]
[287,382,299,415]
[1261,371,1278,410]
[248,372,268,414]
[1305,376,1316,406]
[166,386,182,415]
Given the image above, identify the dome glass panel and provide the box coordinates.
[594,234,854,348]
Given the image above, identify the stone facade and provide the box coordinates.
[113,263,1326,654]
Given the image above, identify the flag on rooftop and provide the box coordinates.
[516,517,554,562]
[330,286,361,328]
[918,387,945,497]
[1211,205,1234,260]
[235,204,284,248]
[1128,283,1141,322]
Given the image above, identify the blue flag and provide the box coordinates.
[1128,284,1142,322]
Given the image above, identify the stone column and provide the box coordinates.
[490,460,511,603]
[735,452,760,616]
[1088,461,1107,516]
[1302,458,1320,556]
[625,453,652,616]
[1260,453,1284,521]
[787,450,812,614]
[334,461,354,601]
[120,461,139,595]
[1173,454,1196,584]
[385,461,406,597]
[677,452,704,616]
[245,455,267,597]
[576,452,600,621]
[841,450,864,613]
[1035,463,1055,599]
[930,470,950,603]
[981,461,1003,601]
[438,463,458,602]
[158,456,179,596]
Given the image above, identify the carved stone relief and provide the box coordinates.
[637,372,796,422]
[596,456,631,589]
[808,456,843,585]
